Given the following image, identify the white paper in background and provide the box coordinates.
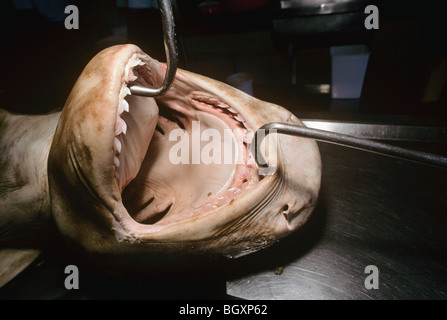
[330,45,370,99]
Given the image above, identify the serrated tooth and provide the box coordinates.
[113,137,122,154]
[228,107,237,114]
[234,115,243,122]
[133,58,144,67]
[114,156,120,167]
[218,196,230,206]
[227,187,241,196]
[204,97,218,104]
[120,86,131,99]
[118,99,129,114]
[123,99,129,112]
[115,117,127,135]
[204,203,218,211]
[115,170,120,180]
[133,58,143,67]
[122,119,127,134]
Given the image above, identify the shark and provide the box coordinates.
[0,44,321,286]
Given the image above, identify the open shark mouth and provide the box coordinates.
[45,44,321,259]
[0,44,320,284]
[114,54,262,226]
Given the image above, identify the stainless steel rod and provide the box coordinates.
[252,122,447,168]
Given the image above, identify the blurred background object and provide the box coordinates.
[1,0,446,122]
[330,44,370,99]
[0,0,444,119]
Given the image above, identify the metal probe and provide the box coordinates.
[129,0,178,97]
[251,122,447,169]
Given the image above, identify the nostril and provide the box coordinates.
[283,204,311,229]
[155,125,165,135]
[282,204,290,221]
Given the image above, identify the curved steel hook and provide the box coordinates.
[129,0,178,97]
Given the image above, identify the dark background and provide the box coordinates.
[0,0,446,300]
[0,0,446,122]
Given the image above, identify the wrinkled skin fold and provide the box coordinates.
[0,44,321,285]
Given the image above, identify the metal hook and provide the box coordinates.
[251,122,447,170]
[129,0,178,97]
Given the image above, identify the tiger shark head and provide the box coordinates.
[48,44,321,264]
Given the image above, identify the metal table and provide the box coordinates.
[227,140,447,299]
[226,120,447,299]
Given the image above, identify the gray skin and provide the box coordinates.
[0,44,321,286]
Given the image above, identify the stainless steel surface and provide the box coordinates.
[227,141,447,299]
[273,0,371,48]
[280,0,368,16]
[129,0,178,97]
[304,84,331,94]
[302,120,447,142]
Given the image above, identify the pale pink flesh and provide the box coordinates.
[45,44,321,259]
[112,58,261,226]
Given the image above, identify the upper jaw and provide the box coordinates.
[48,45,154,235]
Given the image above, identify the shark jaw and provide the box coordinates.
[116,66,265,226]
[48,44,321,260]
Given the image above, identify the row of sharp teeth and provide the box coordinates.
[190,95,260,213]
[114,55,146,177]
[192,95,249,130]
[203,96,258,166]
[114,86,132,176]
[192,174,259,213]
